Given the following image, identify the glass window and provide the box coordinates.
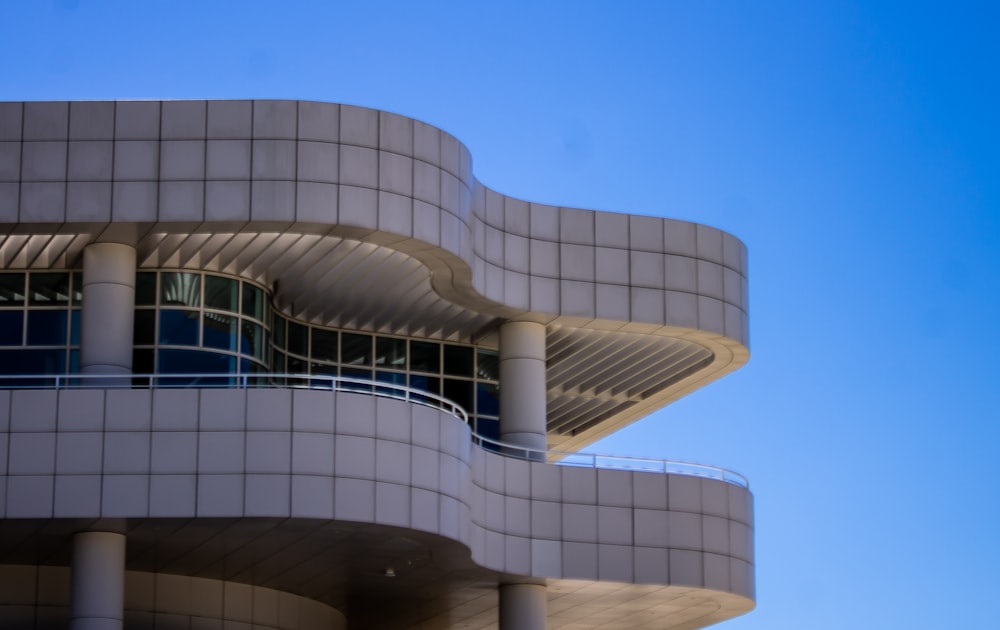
[0,348,66,375]
[158,349,236,383]
[287,321,308,356]
[410,341,440,373]
[135,272,157,306]
[133,310,155,345]
[159,309,200,346]
[287,355,307,374]
[311,328,338,362]
[29,272,70,305]
[272,315,286,349]
[443,345,473,377]
[241,321,264,360]
[242,284,264,320]
[71,271,83,305]
[27,310,68,346]
[132,348,154,375]
[0,311,23,345]
[160,272,201,307]
[443,378,473,411]
[203,313,238,351]
[409,374,440,395]
[341,333,371,366]
[375,337,406,367]
[272,350,286,373]
[204,275,238,312]
[476,382,500,417]
[477,349,499,380]
[0,274,25,306]
[70,310,81,345]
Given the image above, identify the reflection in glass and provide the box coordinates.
[0,274,25,306]
[272,316,286,349]
[410,341,439,373]
[203,313,238,351]
[160,272,201,307]
[242,284,264,320]
[27,310,67,346]
[71,272,83,305]
[477,349,499,380]
[159,309,199,345]
[241,321,263,359]
[204,276,238,312]
[29,273,70,305]
[341,333,371,366]
[375,337,406,367]
[476,382,500,417]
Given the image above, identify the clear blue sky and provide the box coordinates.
[3,1,999,627]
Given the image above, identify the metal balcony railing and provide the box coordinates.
[0,373,748,487]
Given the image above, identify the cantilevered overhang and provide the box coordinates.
[0,99,750,450]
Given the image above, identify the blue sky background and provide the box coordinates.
[3,1,998,627]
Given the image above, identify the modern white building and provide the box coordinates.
[0,100,753,629]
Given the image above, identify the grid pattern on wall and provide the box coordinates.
[0,271,82,375]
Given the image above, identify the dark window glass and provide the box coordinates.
[443,345,473,377]
[159,309,199,346]
[341,333,371,366]
[311,363,337,376]
[409,374,440,395]
[311,328,338,362]
[0,274,25,306]
[443,378,473,412]
[132,348,154,375]
[475,417,500,441]
[287,322,308,356]
[160,272,200,307]
[71,272,82,305]
[375,337,406,367]
[0,348,66,375]
[410,341,439,373]
[342,367,373,392]
[0,311,23,345]
[135,272,157,306]
[375,370,406,396]
[70,310,81,345]
[242,284,264,320]
[69,349,80,373]
[273,316,286,349]
[158,349,235,385]
[133,310,155,345]
[204,276,238,312]
[203,313,238,351]
[27,310,67,346]
[477,349,499,380]
[287,355,307,374]
[29,272,70,305]
[476,382,500,417]
[241,321,264,359]
[272,350,286,372]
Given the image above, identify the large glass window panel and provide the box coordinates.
[70,310,81,345]
[341,333,371,366]
[203,313,238,351]
[29,272,70,305]
[287,355,307,374]
[476,382,500,417]
[134,272,157,306]
[133,310,155,345]
[273,316,286,349]
[241,321,264,359]
[272,350,286,372]
[159,309,200,346]
[443,378,473,412]
[204,275,238,312]
[311,328,338,362]
[443,345,473,377]
[160,272,201,307]
[132,348,154,375]
[476,349,499,380]
[242,284,264,320]
[375,337,406,367]
[0,274,25,306]
[157,349,235,385]
[375,370,406,397]
[0,348,66,375]
[287,321,308,356]
[0,311,23,345]
[410,341,440,373]
[27,310,68,346]
[409,374,440,395]
[71,271,82,305]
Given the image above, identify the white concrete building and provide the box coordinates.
[0,100,753,629]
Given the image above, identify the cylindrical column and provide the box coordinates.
[80,243,136,375]
[498,321,547,451]
[70,531,126,630]
[499,583,547,630]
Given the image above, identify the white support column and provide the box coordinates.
[499,583,547,630]
[498,321,547,451]
[80,243,136,375]
[70,531,126,630]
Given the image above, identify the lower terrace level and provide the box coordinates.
[0,383,754,629]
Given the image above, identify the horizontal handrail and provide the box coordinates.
[0,373,748,487]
